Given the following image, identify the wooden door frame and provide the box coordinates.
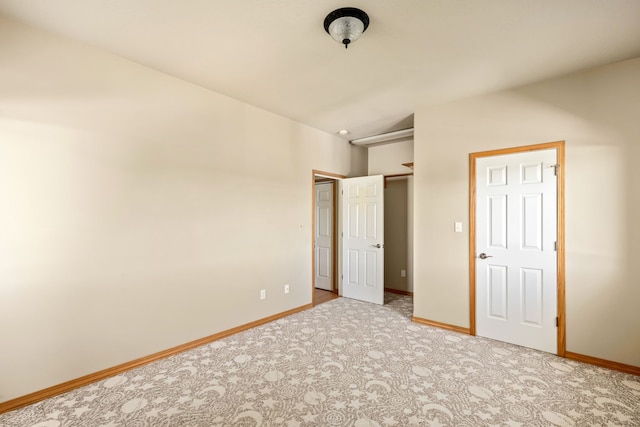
[469,141,566,356]
[312,170,346,306]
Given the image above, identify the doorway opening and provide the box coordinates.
[312,170,344,306]
[311,170,395,307]
[383,176,413,297]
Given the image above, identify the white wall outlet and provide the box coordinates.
[260,289,266,300]
[284,284,290,294]
[401,270,406,278]
[454,222,463,233]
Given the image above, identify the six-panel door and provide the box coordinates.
[342,175,385,305]
[476,149,558,353]
[315,182,333,291]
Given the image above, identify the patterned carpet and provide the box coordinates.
[2,293,639,426]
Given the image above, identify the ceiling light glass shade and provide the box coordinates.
[324,8,369,48]
[327,16,364,47]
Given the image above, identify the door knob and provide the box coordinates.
[479,253,493,259]
[370,243,383,248]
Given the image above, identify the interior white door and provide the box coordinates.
[315,182,333,291]
[342,175,385,305]
[476,149,557,353]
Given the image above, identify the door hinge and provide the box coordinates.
[554,241,558,251]
[555,317,559,327]
[341,274,343,280]
[550,164,560,176]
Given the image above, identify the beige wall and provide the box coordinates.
[414,57,640,367]
[367,140,414,175]
[0,17,366,402]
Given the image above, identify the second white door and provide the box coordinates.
[342,175,385,305]
[315,182,333,291]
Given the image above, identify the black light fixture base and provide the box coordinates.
[323,7,370,34]
[324,7,370,48]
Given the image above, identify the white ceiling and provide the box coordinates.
[1,0,639,140]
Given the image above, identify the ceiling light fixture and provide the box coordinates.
[324,7,369,49]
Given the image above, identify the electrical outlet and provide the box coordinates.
[401,270,406,278]
[284,284,290,294]
[260,289,266,300]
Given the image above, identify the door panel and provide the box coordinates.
[476,149,557,353]
[521,268,543,325]
[488,195,507,248]
[366,204,377,238]
[314,182,333,291]
[317,247,331,279]
[342,175,384,305]
[348,250,359,283]
[488,265,508,320]
[348,204,359,237]
[522,194,542,250]
[365,250,377,287]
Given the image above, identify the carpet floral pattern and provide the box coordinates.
[2,293,639,426]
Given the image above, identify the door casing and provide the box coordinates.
[469,141,566,356]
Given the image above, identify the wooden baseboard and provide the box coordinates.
[565,351,640,376]
[411,320,639,376]
[384,287,414,297]
[0,303,313,415]
[412,316,471,335]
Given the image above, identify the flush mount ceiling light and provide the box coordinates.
[324,7,369,49]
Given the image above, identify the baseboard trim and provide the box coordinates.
[0,303,313,415]
[410,320,639,376]
[565,351,640,376]
[412,316,471,335]
[384,288,414,297]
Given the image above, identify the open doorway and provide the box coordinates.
[366,140,414,300]
[383,176,413,297]
[312,170,344,306]
[312,169,405,307]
